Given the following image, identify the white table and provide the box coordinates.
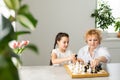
[19,63,120,80]
[106,63,120,80]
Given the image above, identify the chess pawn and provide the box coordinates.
[91,67,97,73]
[75,61,80,68]
[79,62,82,68]
[68,61,72,68]
[73,61,80,73]
[74,66,79,74]
[81,65,85,74]
[87,67,91,73]
[68,61,72,65]
[68,61,75,73]
[71,64,76,72]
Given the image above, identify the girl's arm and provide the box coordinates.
[51,53,72,64]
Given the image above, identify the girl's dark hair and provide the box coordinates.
[53,32,69,49]
[50,32,69,66]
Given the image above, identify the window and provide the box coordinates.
[97,0,120,33]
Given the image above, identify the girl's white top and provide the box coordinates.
[51,48,73,66]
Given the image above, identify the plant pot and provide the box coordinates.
[117,32,120,38]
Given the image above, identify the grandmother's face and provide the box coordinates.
[86,35,100,49]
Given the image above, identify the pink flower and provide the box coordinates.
[20,40,30,48]
[9,40,18,49]
[9,40,29,54]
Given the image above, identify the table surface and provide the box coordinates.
[19,63,120,80]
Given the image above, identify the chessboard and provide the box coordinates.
[64,63,109,78]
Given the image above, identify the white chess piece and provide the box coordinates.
[87,67,91,73]
[75,61,79,67]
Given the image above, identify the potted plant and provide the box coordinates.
[114,18,120,38]
[91,0,115,31]
[0,0,38,80]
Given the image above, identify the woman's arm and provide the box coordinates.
[96,56,107,63]
[91,56,107,67]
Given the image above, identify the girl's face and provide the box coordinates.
[86,35,100,49]
[57,36,69,52]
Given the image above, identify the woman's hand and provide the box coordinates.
[90,56,107,68]
[90,58,100,68]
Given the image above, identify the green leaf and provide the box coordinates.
[0,52,19,80]
[26,44,39,54]
[17,4,38,30]
[9,50,22,64]
[0,15,16,51]
[11,31,31,40]
[8,15,16,22]
[3,0,20,11]
[18,5,29,14]
[91,0,115,31]
[114,21,120,32]
[0,14,19,80]
[15,31,31,35]
[17,14,37,30]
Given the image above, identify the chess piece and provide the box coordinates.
[87,67,91,73]
[91,67,97,73]
[75,61,79,67]
[84,66,87,72]
[75,54,77,59]
[95,63,102,72]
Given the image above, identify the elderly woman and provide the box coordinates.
[77,29,110,68]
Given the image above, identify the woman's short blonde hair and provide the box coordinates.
[85,29,102,44]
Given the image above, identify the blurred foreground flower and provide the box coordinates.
[9,40,29,54]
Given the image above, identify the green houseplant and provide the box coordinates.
[91,0,115,31]
[114,17,120,38]
[0,0,38,80]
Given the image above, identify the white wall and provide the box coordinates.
[102,38,120,63]
[19,0,96,65]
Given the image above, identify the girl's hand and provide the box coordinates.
[71,54,77,63]
[77,58,84,64]
[68,54,76,61]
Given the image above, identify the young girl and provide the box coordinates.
[50,32,76,66]
[77,29,110,68]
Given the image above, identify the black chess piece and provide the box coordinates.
[84,66,88,72]
[85,60,90,70]
[96,63,102,72]
[98,63,102,70]
[88,60,90,65]
[75,54,77,60]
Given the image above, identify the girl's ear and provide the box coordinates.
[57,40,59,44]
